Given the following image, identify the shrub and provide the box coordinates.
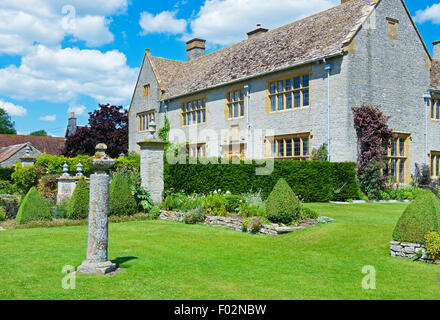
[16,187,52,224]
[238,202,266,218]
[225,194,245,213]
[247,216,263,233]
[392,191,440,244]
[184,209,205,224]
[358,162,386,200]
[311,143,328,161]
[109,173,138,216]
[0,168,14,182]
[147,206,161,220]
[242,191,266,210]
[54,200,70,219]
[131,185,153,212]
[37,174,60,201]
[202,192,228,216]
[164,158,359,202]
[301,207,319,219]
[425,232,440,261]
[266,178,301,225]
[379,187,425,201]
[0,206,5,221]
[161,192,203,212]
[0,180,16,195]
[241,219,249,232]
[12,163,43,194]
[67,177,89,220]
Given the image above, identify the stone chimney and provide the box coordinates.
[66,112,77,137]
[434,41,440,59]
[247,24,268,39]
[186,38,206,62]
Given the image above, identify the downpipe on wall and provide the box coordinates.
[323,59,333,161]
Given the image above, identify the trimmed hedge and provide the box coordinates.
[16,187,52,224]
[266,178,301,225]
[164,158,360,202]
[109,172,138,216]
[393,191,440,244]
[67,177,90,220]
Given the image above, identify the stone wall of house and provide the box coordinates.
[128,53,163,153]
[390,241,434,263]
[160,210,315,236]
[0,145,43,168]
[347,0,435,177]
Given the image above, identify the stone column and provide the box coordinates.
[77,144,117,275]
[137,121,167,204]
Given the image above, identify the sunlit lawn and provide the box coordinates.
[1,202,439,300]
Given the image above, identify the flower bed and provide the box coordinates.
[160,210,319,236]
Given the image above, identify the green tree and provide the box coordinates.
[266,178,302,225]
[67,177,90,220]
[311,143,328,161]
[0,108,16,134]
[30,130,48,136]
[109,172,138,216]
[16,187,52,224]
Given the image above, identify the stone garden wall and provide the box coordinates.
[160,210,318,236]
[390,241,434,263]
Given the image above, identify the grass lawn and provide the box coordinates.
[1,202,439,300]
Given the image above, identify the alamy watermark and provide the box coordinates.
[61,265,76,290]
[361,265,376,290]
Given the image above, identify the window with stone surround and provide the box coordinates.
[181,98,206,127]
[137,111,155,133]
[267,74,310,112]
[383,134,410,184]
[226,88,245,120]
[386,17,399,39]
[142,84,150,97]
[187,143,207,158]
[267,133,311,160]
[430,151,440,179]
[430,98,440,120]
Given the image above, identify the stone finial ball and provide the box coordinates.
[96,143,108,152]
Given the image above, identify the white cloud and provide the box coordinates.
[188,0,339,45]
[0,0,127,55]
[40,114,57,121]
[414,3,440,25]
[68,104,87,116]
[0,45,138,104]
[140,11,187,35]
[0,100,27,116]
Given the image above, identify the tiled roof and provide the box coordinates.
[0,143,26,163]
[0,135,65,156]
[431,60,440,91]
[149,0,376,100]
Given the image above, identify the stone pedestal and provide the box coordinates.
[138,139,168,204]
[56,177,77,205]
[77,144,117,275]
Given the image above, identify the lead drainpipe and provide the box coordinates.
[244,84,251,159]
[324,61,333,161]
[423,91,432,164]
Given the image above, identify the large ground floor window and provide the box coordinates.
[383,133,410,185]
[267,133,311,160]
[430,151,440,179]
[187,143,207,158]
[223,143,246,160]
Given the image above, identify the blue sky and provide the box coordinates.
[0,0,438,137]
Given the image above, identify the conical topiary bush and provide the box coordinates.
[266,178,301,225]
[109,172,138,216]
[16,187,52,224]
[67,177,90,220]
[393,190,440,244]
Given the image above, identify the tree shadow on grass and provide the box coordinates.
[111,256,138,268]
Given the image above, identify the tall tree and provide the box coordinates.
[0,108,16,134]
[63,104,128,158]
[30,130,48,136]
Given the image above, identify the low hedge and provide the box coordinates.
[164,158,360,202]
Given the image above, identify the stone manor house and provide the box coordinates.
[129,0,440,185]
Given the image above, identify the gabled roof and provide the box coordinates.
[149,0,377,101]
[432,60,440,91]
[0,135,65,156]
[0,143,28,163]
